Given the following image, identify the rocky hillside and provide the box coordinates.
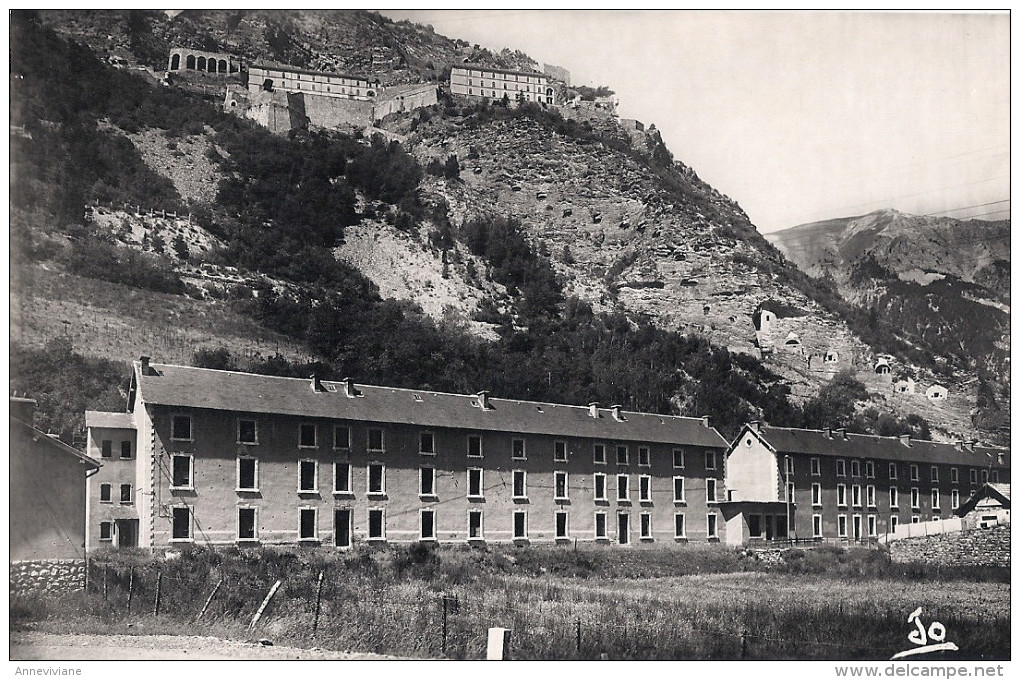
[12,11,1003,445]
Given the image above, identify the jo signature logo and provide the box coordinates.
[890,607,959,659]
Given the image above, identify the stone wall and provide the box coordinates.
[302,93,373,129]
[889,525,1010,567]
[10,559,86,596]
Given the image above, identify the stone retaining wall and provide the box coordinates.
[889,525,1010,567]
[10,559,86,596]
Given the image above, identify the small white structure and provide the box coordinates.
[824,350,839,364]
[757,309,776,334]
[874,358,891,375]
[893,378,916,395]
[783,332,800,347]
[925,384,948,401]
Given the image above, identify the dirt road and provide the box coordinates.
[10,632,407,661]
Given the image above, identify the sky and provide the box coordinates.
[383,11,1009,234]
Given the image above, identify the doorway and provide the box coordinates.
[617,513,630,545]
[115,519,138,548]
[334,509,352,548]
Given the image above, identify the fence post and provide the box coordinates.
[83,558,89,595]
[250,579,282,629]
[441,594,449,656]
[103,565,108,601]
[153,571,162,617]
[576,617,582,655]
[312,571,324,636]
[196,579,223,621]
[127,567,135,613]
[487,628,510,660]
[741,629,748,659]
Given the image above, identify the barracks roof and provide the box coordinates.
[750,425,1009,468]
[133,362,729,448]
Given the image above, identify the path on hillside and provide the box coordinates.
[10,632,409,661]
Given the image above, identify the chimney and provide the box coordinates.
[834,428,846,440]
[140,355,151,376]
[899,434,911,447]
[475,391,492,410]
[824,427,832,439]
[747,420,761,433]
[310,374,326,392]
[701,415,711,428]
[588,402,600,419]
[963,440,975,452]
[610,405,624,421]
[953,440,962,451]
[9,397,37,425]
[342,378,360,398]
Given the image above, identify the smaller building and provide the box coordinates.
[450,65,555,104]
[926,384,948,401]
[892,378,916,395]
[168,47,242,75]
[249,62,377,101]
[874,358,891,375]
[955,483,1010,527]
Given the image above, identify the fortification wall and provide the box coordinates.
[10,559,86,596]
[302,94,374,129]
[373,83,438,120]
[889,525,1010,567]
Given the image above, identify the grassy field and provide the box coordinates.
[10,544,1009,661]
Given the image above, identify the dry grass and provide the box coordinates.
[11,544,1009,660]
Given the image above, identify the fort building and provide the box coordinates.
[722,422,1009,546]
[85,358,730,550]
[449,66,556,104]
[168,47,242,75]
[248,62,378,101]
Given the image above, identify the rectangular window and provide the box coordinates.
[368,428,384,452]
[852,484,862,507]
[594,472,607,501]
[99,521,113,540]
[785,457,795,474]
[950,467,959,484]
[420,509,436,540]
[673,476,686,503]
[554,441,568,462]
[237,419,258,445]
[333,425,351,450]
[297,509,314,542]
[638,447,651,467]
[910,464,919,482]
[867,485,876,508]
[420,466,436,497]
[368,463,385,495]
[812,514,823,538]
[706,478,718,503]
[705,451,717,470]
[237,457,258,491]
[837,484,847,507]
[101,440,112,458]
[890,487,899,508]
[555,511,569,539]
[467,435,483,458]
[868,515,877,537]
[811,482,822,506]
[640,512,652,540]
[837,515,847,538]
[851,460,860,477]
[334,462,352,494]
[172,507,191,540]
[786,482,795,502]
[912,516,921,524]
[595,512,608,539]
[299,460,318,492]
[513,510,527,539]
[810,457,820,476]
[368,508,385,540]
[910,488,920,509]
[861,460,873,478]
[100,483,111,503]
[238,507,257,541]
[594,443,606,465]
[969,469,978,484]
[171,415,192,441]
[512,438,526,460]
[616,446,629,465]
[554,471,568,500]
[931,466,939,483]
[673,449,685,469]
[119,483,132,504]
[891,515,899,532]
[120,441,133,459]
[981,470,989,484]
[889,463,898,480]
[420,431,435,455]
[468,510,483,539]
[512,470,527,499]
[468,468,483,498]
[617,474,630,501]
[674,513,686,539]
[836,459,846,477]
[707,513,718,539]
[171,455,193,489]
[931,489,940,510]
[951,489,960,510]
[639,475,652,502]
[299,423,317,448]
